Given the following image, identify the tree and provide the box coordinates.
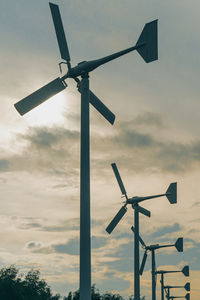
[64,285,125,300]
[0,266,140,300]
[0,265,61,300]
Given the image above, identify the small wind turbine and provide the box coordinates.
[165,286,190,300]
[164,283,190,300]
[164,283,190,292]
[14,4,158,300]
[168,294,190,300]
[156,266,190,300]
[106,163,177,300]
[131,230,183,300]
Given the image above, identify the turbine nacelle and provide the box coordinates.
[146,244,160,250]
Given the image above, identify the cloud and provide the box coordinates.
[26,235,108,256]
[13,216,104,233]
[1,112,200,180]
[53,239,79,255]
[151,223,181,239]
[0,160,9,171]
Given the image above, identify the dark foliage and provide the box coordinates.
[0,265,61,300]
[64,284,125,300]
[0,266,144,300]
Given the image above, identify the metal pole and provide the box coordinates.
[166,287,170,300]
[80,73,91,300]
[134,204,140,300]
[152,249,156,300]
[161,273,164,300]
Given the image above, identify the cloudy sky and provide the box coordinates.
[0,0,199,299]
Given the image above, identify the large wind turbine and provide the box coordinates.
[131,230,183,300]
[14,3,158,300]
[106,163,176,300]
[156,266,190,300]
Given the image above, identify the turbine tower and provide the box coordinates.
[106,163,177,300]
[132,232,183,300]
[14,3,158,300]
[156,266,190,300]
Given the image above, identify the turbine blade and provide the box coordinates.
[136,205,151,217]
[166,182,177,204]
[175,237,183,252]
[131,226,146,248]
[136,19,158,63]
[111,163,127,196]
[14,78,66,115]
[89,90,115,125]
[106,206,127,234]
[49,2,71,64]
[140,251,148,275]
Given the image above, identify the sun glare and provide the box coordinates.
[24,92,68,127]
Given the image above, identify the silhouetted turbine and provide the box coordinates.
[165,287,190,300]
[106,163,176,300]
[156,266,190,300]
[168,294,190,300]
[164,283,190,292]
[14,4,158,300]
[131,228,183,300]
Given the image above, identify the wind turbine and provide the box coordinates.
[131,231,183,300]
[168,294,190,300]
[156,266,190,300]
[14,3,158,300]
[106,163,177,300]
[165,286,190,300]
[164,283,190,300]
[164,283,190,292]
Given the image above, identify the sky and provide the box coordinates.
[0,0,199,299]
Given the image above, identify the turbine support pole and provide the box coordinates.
[134,204,140,300]
[152,249,156,300]
[166,287,170,300]
[80,73,91,300]
[161,273,164,300]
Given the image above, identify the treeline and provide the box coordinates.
[0,265,136,300]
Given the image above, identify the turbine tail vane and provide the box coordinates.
[185,293,190,300]
[136,19,158,63]
[166,182,177,204]
[184,283,190,291]
[49,2,71,68]
[175,237,183,252]
[182,266,189,277]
